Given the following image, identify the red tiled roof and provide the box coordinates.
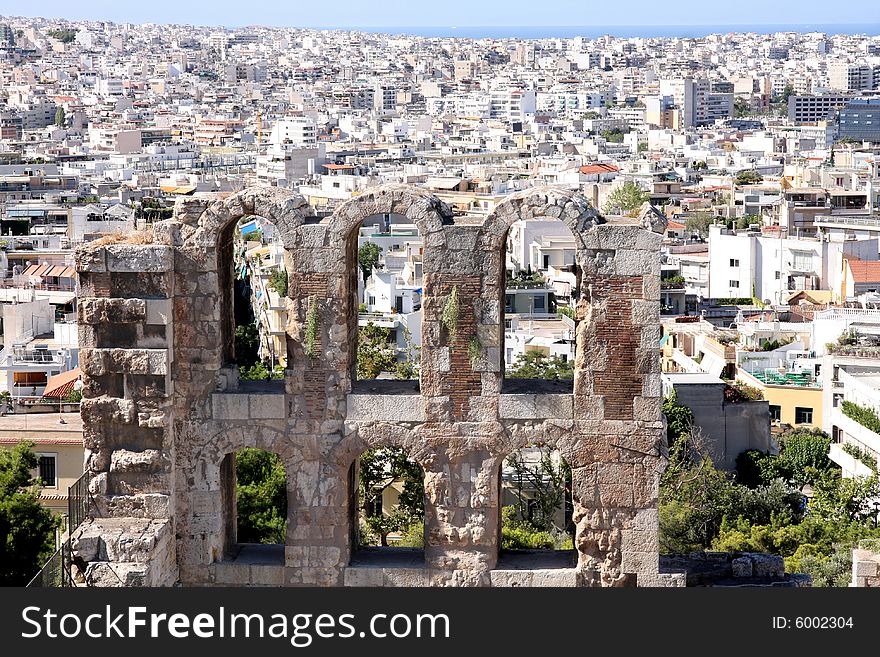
[42,368,81,400]
[846,257,880,283]
[579,163,620,175]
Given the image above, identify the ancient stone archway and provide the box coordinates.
[72,184,680,587]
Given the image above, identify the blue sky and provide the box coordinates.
[2,0,879,28]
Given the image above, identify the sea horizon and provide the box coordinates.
[322,23,880,39]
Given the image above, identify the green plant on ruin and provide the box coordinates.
[468,336,483,368]
[303,295,320,359]
[440,286,460,342]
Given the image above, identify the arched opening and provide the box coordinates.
[219,214,288,385]
[348,446,426,566]
[502,217,578,392]
[219,448,287,564]
[351,213,423,391]
[498,444,576,569]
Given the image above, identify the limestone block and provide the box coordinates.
[489,570,532,587]
[213,564,251,585]
[748,553,785,578]
[346,393,426,422]
[249,393,286,420]
[383,568,430,587]
[534,394,574,419]
[105,244,174,272]
[344,567,384,587]
[212,393,249,420]
[530,569,578,587]
[631,299,659,327]
[76,247,107,273]
[854,560,879,578]
[249,565,285,586]
[499,394,537,418]
[80,298,146,324]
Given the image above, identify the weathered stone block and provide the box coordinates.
[249,393,286,419]
[212,393,249,420]
[344,567,384,587]
[106,244,174,272]
[346,393,426,422]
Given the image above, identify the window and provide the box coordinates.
[775,271,780,279]
[795,407,813,424]
[833,393,843,408]
[38,454,57,488]
[790,250,813,271]
[729,258,739,267]
[769,405,781,422]
[729,280,740,288]
[533,295,546,311]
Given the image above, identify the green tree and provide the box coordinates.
[504,447,571,533]
[54,106,65,128]
[47,28,77,43]
[234,323,260,367]
[358,447,424,546]
[393,326,420,380]
[235,449,287,544]
[268,269,287,296]
[735,169,763,186]
[683,213,715,237]
[356,321,397,379]
[778,428,832,487]
[506,351,573,380]
[357,242,381,280]
[734,97,751,118]
[602,181,649,215]
[0,442,59,585]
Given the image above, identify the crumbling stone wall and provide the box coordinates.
[72,185,679,587]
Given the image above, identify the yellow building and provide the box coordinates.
[736,369,823,429]
[0,412,84,516]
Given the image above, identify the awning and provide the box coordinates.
[41,367,81,400]
[239,221,259,235]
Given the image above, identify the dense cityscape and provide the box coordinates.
[2,12,880,589]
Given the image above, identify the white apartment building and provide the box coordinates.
[707,224,878,303]
[269,118,317,147]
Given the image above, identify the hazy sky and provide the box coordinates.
[3,0,879,28]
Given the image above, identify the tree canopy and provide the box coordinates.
[235,449,287,544]
[357,242,381,280]
[358,447,424,546]
[602,181,649,215]
[0,442,59,585]
[506,351,573,380]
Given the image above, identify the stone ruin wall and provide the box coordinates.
[71,184,682,587]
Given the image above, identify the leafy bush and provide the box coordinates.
[500,506,571,550]
[724,381,764,402]
[841,400,880,435]
[841,443,878,472]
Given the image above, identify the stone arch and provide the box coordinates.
[343,423,433,561]
[481,186,601,386]
[185,187,314,370]
[328,184,453,387]
[187,423,303,565]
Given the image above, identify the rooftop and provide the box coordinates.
[0,411,83,437]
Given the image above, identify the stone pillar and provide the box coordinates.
[73,243,177,586]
